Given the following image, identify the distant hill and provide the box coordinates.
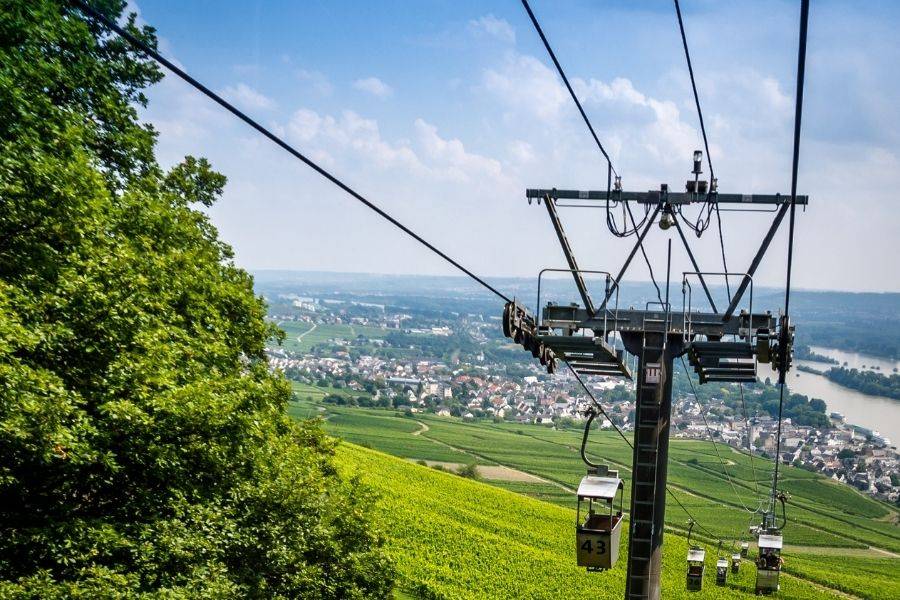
[254,270,900,359]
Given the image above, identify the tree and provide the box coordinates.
[457,463,480,480]
[0,2,392,597]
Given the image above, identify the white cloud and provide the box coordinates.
[281,107,513,191]
[468,15,516,44]
[508,140,536,164]
[574,77,699,164]
[481,51,702,168]
[296,69,333,96]
[414,119,505,184]
[353,77,394,98]
[286,108,422,173]
[219,83,276,111]
[482,53,568,121]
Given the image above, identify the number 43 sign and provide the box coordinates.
[580,538,607,555]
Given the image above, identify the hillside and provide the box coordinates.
[337,443,850,599]
[295,400,900,598]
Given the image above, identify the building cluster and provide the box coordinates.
[674,401,899,503]
[267,298,898,504]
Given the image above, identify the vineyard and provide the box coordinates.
[338,443,848,599]
[305,401,900,598]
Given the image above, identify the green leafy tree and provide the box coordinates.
[0,1,392,597]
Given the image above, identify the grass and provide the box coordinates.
[785,553,900,600]
[317,407,900,553]
[337,443,848,599]
[278,321,387,354]
[290,402,900,597]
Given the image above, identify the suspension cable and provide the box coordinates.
[673,0,714,184]
[71,0,512,305]
[738,384,761,496]
[568,365,725,544]
[771,0,809,520]
[679,357,757,513]
[673,0,720,239]
[521,0,617,177]
[625,203,663,304]
[521,0,644,238]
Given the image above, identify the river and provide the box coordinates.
[808,345,899,373]
[761,347,899,445]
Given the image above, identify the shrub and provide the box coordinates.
[0,2,393,597]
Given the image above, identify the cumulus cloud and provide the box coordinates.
[219,83,276,111]
[414,119,505,184]
[296,68,333,96]
[481,51,702,169]
[353,77,394,98]
[482,53,568,121]
[574,77,699,164]
[281,107,512,191]
[468,15,516,44]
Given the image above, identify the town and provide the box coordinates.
[266,291,900,506]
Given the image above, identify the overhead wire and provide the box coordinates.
[521,0,646,238]
[520,0,616,176]
[519,1,665,299]
[70,0,513,305]
[569,365,725,545]
[678,357,758,513]
[674,0,762,511]
[771,0,810,519]
[673,0,718,238]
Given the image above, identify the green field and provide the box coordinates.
[338,443,849,599]
[293,401,900,598]
[277,321,388,354]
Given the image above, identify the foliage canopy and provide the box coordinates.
[0,1,392,597]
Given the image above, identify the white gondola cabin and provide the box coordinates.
[575,472,624,571]
[716,557,729,585]
[740,541,750,558]
[755,532,783,594]
[686,547,705,591]
[731,552,742,574]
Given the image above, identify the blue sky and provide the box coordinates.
[134,1,900,292]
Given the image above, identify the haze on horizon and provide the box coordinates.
[135,0,900,294]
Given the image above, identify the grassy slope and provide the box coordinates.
[337,443,842,600]
[306,403,900,598]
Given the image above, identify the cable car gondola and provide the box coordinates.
[755,531,783,594]
[575,409,624,571]
[685,521,706,591]
[716,557,729,585]
[576,469,624,571]
[755,493,788,595]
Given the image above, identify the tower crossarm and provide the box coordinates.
[541,305,776,339]
[526,188,808,206]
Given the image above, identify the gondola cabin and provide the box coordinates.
[575,472,624,571]
[731,552,742,574]
[686,547,705,591]
[740,541,750,558]
[755,532,783,594]
[716,557,728,585]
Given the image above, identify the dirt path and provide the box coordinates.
[412,421,575,493]
[786,544,899,558]
[297,322,317,340]
[408,460,549,483]
[406,421,875,598]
